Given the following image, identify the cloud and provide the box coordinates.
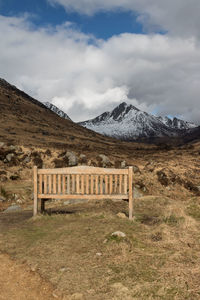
[48,0,200,38]
[0,14,200,123]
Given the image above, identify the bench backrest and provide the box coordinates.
[33,166,133,219]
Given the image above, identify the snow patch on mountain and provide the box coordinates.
[44,102,71,121]
[79,102,197,140]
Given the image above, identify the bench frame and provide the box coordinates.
[33,165,133,219]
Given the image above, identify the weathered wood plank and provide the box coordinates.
[38,166,128,175]
[86,175,89,194]
[39,174,43,194]
[58,174,61,194]
[129,166,133,220]
[105,175,108,194]
[119,174,122,194]
[81,175,84,194]
[67,175,70,194]
[53,174,57,194]
[44,175,47,194]
[48,175,52,194]
[124,175,128,194]
[91,175,94,194]
[33,166,38,216]
[100,175,103,194]
[95,175,98,194]
[109,175,113,194]
[38,194,128,200]
[62,175,65,194]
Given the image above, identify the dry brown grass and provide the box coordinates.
[0,196,200,299]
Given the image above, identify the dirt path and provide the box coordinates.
[0,253,61,300]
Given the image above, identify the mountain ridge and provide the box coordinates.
[79,102,197,141]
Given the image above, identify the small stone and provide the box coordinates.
[3,205,22,213]
[70,293,83,300]
[103,239,108,244]
[121,160,127,168]
[6,153,14,162]
[111,231,126,238]
[60,267,66,272]
[117,212,127,219]
[0,196,6,202]
[23,156,31,163]
[0,142,5,148]
[96,252,102,256]
[16,199,23,204]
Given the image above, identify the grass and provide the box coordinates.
[0,197,200,299]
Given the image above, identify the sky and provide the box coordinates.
[0,0,200,123]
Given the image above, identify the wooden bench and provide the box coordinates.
[33,165,133,219]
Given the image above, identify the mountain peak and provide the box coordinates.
[110,102,140,121]
[79,102,198,140]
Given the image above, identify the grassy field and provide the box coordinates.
[1,196,200,299]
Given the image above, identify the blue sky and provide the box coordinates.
[0,0,199,122]
[0,0,143,39]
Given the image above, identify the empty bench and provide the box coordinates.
[33,165,133,219]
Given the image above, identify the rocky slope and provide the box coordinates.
[44,101,71,120]
[79,102,197,141]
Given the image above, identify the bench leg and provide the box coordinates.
[41,199,45,213]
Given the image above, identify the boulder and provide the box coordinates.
[132,165,141,174]
[6,153,15,162]
[157,170,169,186]
[98,154,111,168]
[3,205,22,213]
[121,160,127,168]
[66,151,78,166]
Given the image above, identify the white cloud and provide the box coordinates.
[48,0,200,38]
[0,15,200,123]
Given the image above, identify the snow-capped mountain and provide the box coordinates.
[44,102,71,121]
[79,102,197,140]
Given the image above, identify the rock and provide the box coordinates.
[0,196,6,202]
[0,175,7,182]
[6,153,14,162]
[133,187,143,198]
[9,145,17,151]
[66,151,78,166]
[10,174,20,180]
[196,186,200,192]
[157,170,169,186]
[111,231,126,238]
[32,157,43,168]
[132,165,141,174]
[98,154,111,167]
[0,142,5,148]
[96,252,102,256]
[121,160,127,168]
[23,155,31,163]
[79,154,87,165]
[117,212,127,219]
[4,205,22,213]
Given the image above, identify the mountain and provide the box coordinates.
[44,102,71,121]
[0,78,116,150]
[79,102,197,141]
